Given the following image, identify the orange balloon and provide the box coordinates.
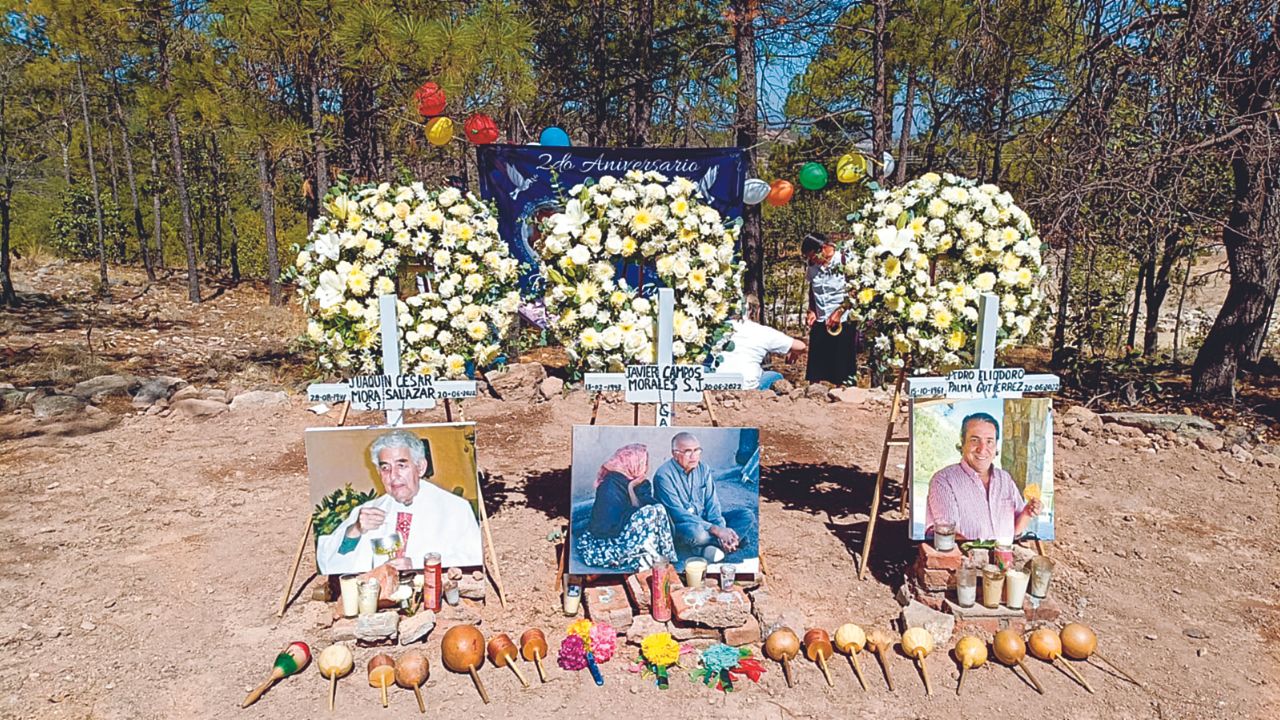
[766,179,795,206]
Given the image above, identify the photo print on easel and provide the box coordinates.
[306,423,484,575]
[909,397,1055,542]
[569,425,760,575]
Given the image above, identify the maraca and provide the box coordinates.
[395,649,430,714]
[953,635,987,695]
[1029,628,1093,693]
[442,625,490,704]
[901,627,934,695]
[865,628,896,691]
[992,629,1044,694]
[367,654,395,708]
[803,628,835,687]
[763,627,801,687]
[1060,622,1141,686]
[487,633,530,688]
[242,641,311,708]
[520,628,549,683]
[833,623,869,691]
[317,644,354,712]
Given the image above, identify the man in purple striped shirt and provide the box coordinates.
[925,412,1043,541]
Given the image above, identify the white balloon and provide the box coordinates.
[743,178,771,205]
[881,151,895,178]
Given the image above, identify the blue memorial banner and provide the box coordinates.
[476,144,746,294]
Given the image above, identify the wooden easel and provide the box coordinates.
[855,369,909,580]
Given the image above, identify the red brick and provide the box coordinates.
[668,619,720,641]
[585,582,634,631]
[917,566,956,592]
[918,543,965,571]
[624,573,650,615]
[722,615,762,647]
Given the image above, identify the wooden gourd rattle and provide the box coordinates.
[763,627,801,687]
[952,635,987,696]
[442,625,490,704]
[901,627,934,696]
[316,644,354,712]
[865,628,896,691]
[1060,622,1141,686]
[992,629,1044,694]
[487,633,530,688]
[242,641,310,708]
[833,623,869,691]
[367,654,395,708]
[1029,628,1093,693]
[395,649,430,714]
[520,629,549,683]
[802,628,835,687]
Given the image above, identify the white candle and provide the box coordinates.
[684,559,707,589]
[1004,567,1030,609]
[339,574,360,618]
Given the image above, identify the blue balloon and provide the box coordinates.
[540,126,571,146]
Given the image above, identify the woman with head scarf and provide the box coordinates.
[575,443,676,570]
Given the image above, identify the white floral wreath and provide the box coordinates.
[539,170,742,373]
[292,180,522,378]
[840,172,1046,371]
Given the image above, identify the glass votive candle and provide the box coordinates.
[357,578,381,616]
[993,543,1015,569]
[339,574,360,618]
[955,563,978,607]
[981,564,1005,609]
[932,522,957,552]
[684,558,708,589]
[1004,561,1031,609]
[1029,555,1055,598]
[719,564,737,591]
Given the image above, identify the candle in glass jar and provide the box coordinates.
[932,522,957,552]
[339,574,360,617]
[955,564,978,607]
[1029,556,1055,598]
[422,553,443,612]
[981,564,1005,609]
[650,558,673,621]
[358,578,381,616]
[684,558,707,589]
[1004,563,1030,609]
[993,543,1014,569]
[443,579,460,606]
[719,564,737,591]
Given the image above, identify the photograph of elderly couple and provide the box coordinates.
[910,397,1055,542]
[569,426,761,576]
[305,423,484,576]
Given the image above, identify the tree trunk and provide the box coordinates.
[148,131,165,270]
[732,0,763,322]
[626,0,654,146]
[226,192,241,283]
[258,138,282,306]
[1,178,15,306]
[309,66,329,219]
[103,108,123,260]
[990,60,1014,184]
[210,134,224,274]
[58,91,73,187]
[1172,254,1193,366]
[1051,223,1075,366]
[341,76,380,180]
[1141,231,1182,356]
[1192,150,1280,397]
[1125,257,1147,351]
[871,0,889,179]
[166,105,199,301]
[76,60,109,293]
[894,70,916,186]
[591,0,608,145]
[115,89,154,282]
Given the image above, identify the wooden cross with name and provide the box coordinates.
[856,293,1060,579]
[583,288,745,427]
[305,295,479,426]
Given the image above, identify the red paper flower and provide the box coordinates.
[414,82,447,117]
[464,114,499,144]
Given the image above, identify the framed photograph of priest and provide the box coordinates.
[568,425,761,576]
[909,397,1055,542]
[306,423,484,575]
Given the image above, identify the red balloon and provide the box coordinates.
[414,82,447,117]
[464,114,500,144]
[766,179,795,206]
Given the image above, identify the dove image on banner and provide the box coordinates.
[476,144,747,293]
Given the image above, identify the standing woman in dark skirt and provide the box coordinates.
[802,232,858,385]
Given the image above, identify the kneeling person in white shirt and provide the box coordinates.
[316,430,483,574]
[717,313,806,390]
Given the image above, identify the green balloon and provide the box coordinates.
[799,162,829,191]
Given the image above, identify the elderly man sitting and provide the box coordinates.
[653,431,752,563]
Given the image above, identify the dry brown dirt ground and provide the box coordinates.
[1,263,1278,719]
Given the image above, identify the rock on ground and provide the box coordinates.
[71,374,138,402]
[229,390,289,412]
[169,398,229,419]
[32,394,86,418]
[486,363,547,402]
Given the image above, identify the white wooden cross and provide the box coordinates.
[307,294,479,426]
[906,293,1060,399]
[583,288,745,426]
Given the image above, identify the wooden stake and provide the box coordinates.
[412,684,425,714]
[553,524,568,593]
[1055,657,1094,693]
[847,653,868,691]
[780,657,794,688]
[817,652,833,687]
[915,657,932,696]
[241,672,280,708]
[337,400,352,426]
[633,402,640,426]
[468,666,490,704]
[956,666,966,696]
[380,681,388,708]
[703,391,720,427]
[475,482,508,609]
[1017,659,1044,694]
[589,393,602,425]
[1091,651,1141,686]
[857,369,906,580]
[329,674,337,712]
[444,398,454,423]
[277,519,312,617]
[874,648,894,691]
[534,652,547,683]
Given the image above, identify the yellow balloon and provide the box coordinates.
[836,153,866,183]
[426,116,454,146]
